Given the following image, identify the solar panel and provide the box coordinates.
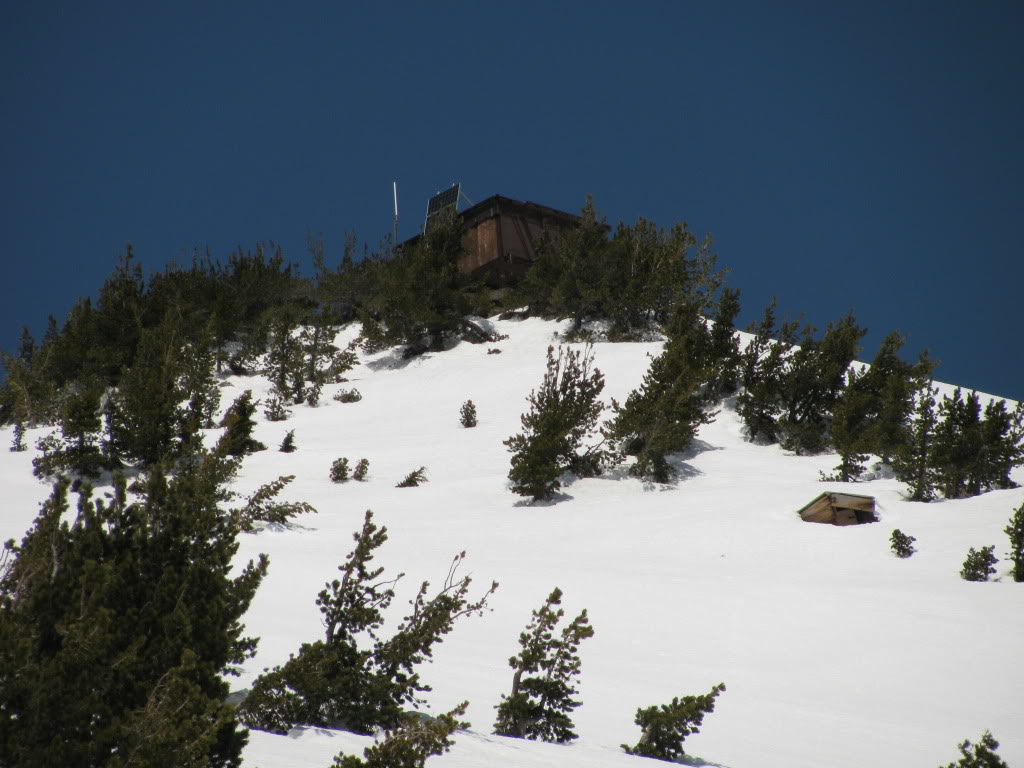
[425,183,460,230]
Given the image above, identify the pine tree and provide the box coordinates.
[331,457,351,482]
[216,390,266,457]
[892,381,939,502]
[9,421,25,452]
[0,455,269,767]
[707,287,742,398]
[279,429,296,453]
[605,310,717,482]
[960,546,997,582]
[396,467,426,487]
[459,399,478,428]
[179,319,221,436]
[736,300,797,444]
[890,529,916,558]
[776,314,866,455]
[621,683,726,762]
[1003,501,1024,583]
[494,588,594,743]
[107,312,185,465]
[353,458,370,481]
[238,511,496,735]
[939,730,1008,768]
[333,702,468,768]
[505,345,606,501]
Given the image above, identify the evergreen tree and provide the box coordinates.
[32,379,106,479]
[736,300,798,444]
[265,311,304,404]
[107,312,185,465]
[938,730,1008,768]
[960,546,997,582]
[493,588,594,743]
[238,511,496,735]
[976,399,1024,492]
[621,683,726,762]
[0,455,269,767]
[1005,501,1024,583]
[10,421,25,452]
[505,345,606,501]
[605,309,717,482]
[331,457,351,482]
[263,386,292,421]
[179,319,221,435]
[279,429,296,453]
[890,529,916,558]
[459,399,478,428]
[892,381,939,502]
[776,314,866,455]
[396,467,427,487]
[707,287,742,398]
[932,389,981,499]
[216,391,266,457]
[353,458,370,481]
[333,702,468,768]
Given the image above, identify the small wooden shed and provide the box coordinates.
[797,492,877,525]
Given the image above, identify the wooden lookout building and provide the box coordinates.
[406,191,582,287]
[797,492,877,526]
[456,195,580,286]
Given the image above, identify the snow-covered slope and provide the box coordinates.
[3,318,1022,768]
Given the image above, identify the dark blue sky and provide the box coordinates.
[2,2,1021,399]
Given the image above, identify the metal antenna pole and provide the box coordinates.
[392,181,399,248]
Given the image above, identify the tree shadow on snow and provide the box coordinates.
[676,754,732,768]
[511,491,574,507]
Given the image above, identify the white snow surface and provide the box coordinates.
[3,317,1022,768]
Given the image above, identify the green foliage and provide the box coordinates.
[335,388,363,403]
[333,703,468,768]
[605,309,717,482]
[505,345,606,501]
[931,390,1023,499]
[179,319,222,435]
[353,458,370,481]
[0,454,269,767]
[332,457,351,483]
[107,311,187,465]
[938,730,1008,768]
[1005,501,1024,583]
[892,380,939,501]
[736,300,798,444]
[363,211,488,353]
[493,588,594,743]
[263,388,292,421]
[514,199,725,340]
[216,391,266,458]
[960,546,997,582]
[621,683,726,762]
[459,399,478,428]
[279,429,296,453]
[890,529,916,558]
[397,467,427,487]
[776,314,866,455]
[238,511,496,735]
[31,379,107,480]
[9,422,25,452]
[231,474,315,531]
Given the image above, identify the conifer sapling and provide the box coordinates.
[459,399,478,428]
[396,467,427,487]
[960,545,997,582]
[621,683,726,762]
[939,730,1008,768]
[353,458,369,481]
[494,587,594,743]
[279,429,296,453]
[890,529,916,558]
[1005,501,1024,583]
[331,457,351,483]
